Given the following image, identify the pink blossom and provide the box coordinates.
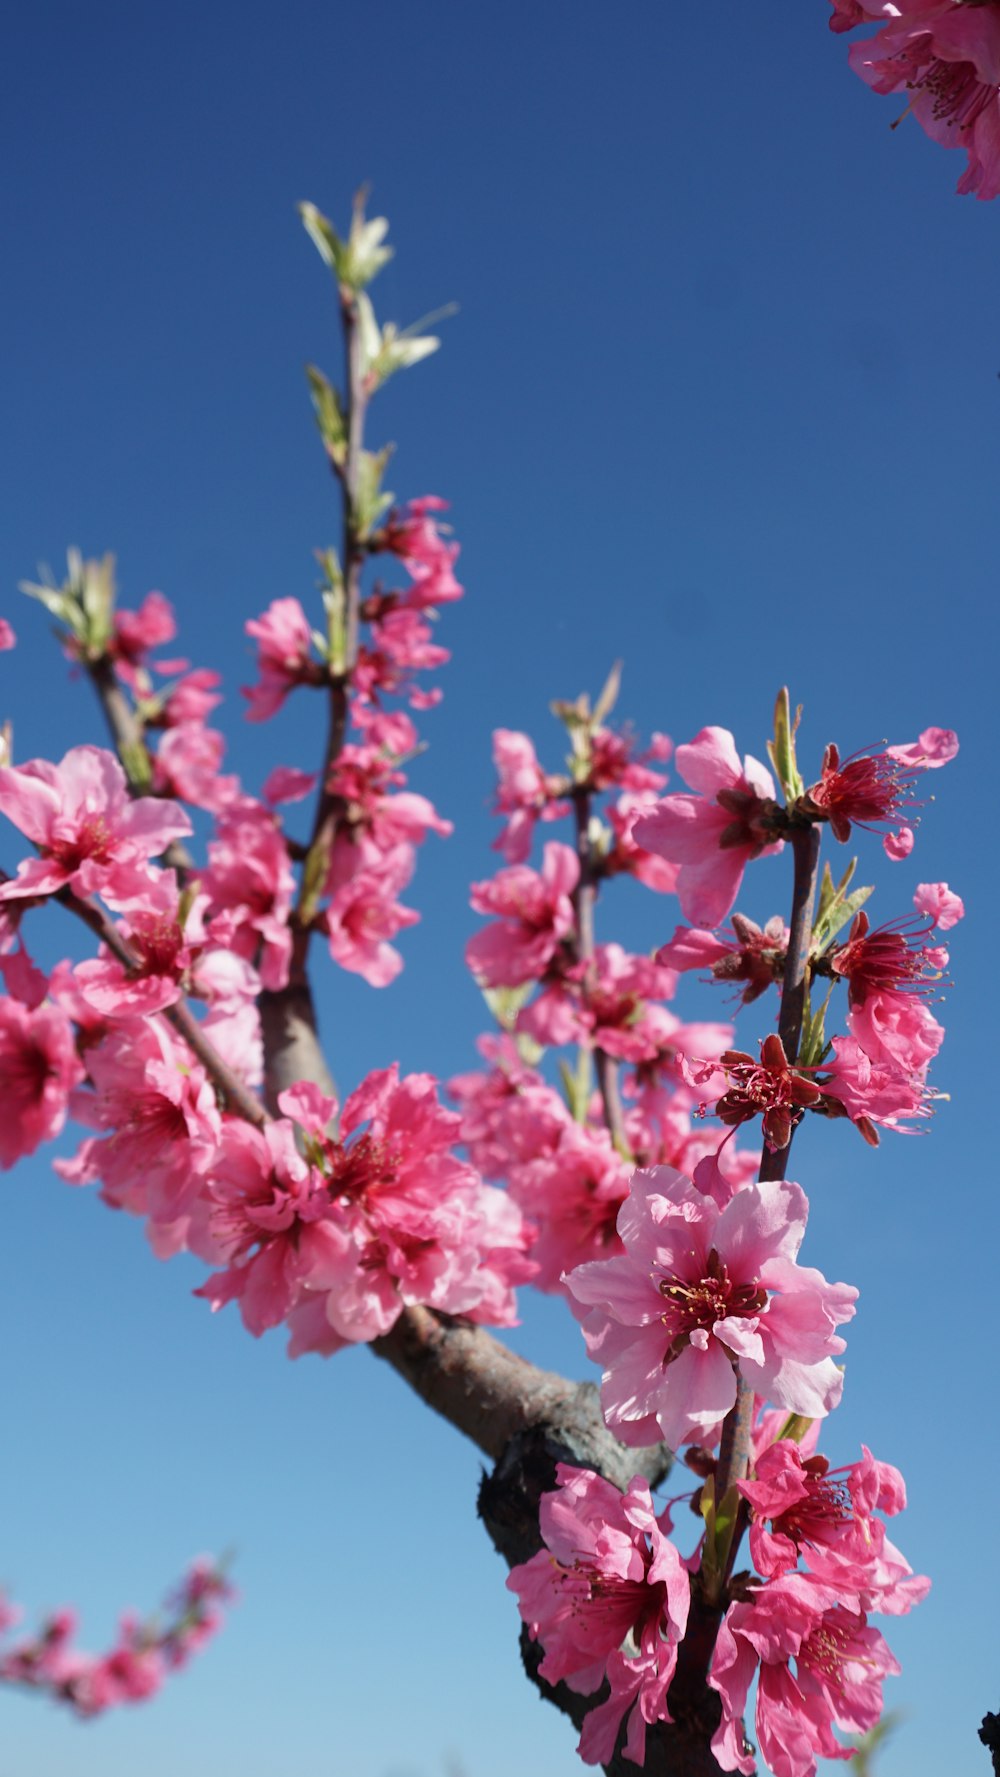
[57,1021,222,1236]
[242,598,318,721]
[632,727,782,928]
[567,1167,857,1450]
[518,943,676,1061]
[848,9,1000,199]
[72,876,192,1018]
[153,722,240,812]
[606,792,681,894]
[657,913,788,1006]
[820,1034,932,1141]
[465,841,579,987]
[327,744,452,853]
[738,1438,928,1612]
[508,1465,690,1767]
[888,725,959,770]
[0,619,15,650]
[805,730,956,847]
[447,1034,570,1180]
[293,1067,506,1341]
[508,1121,632,1290]
[381,496,464,609]
[202,799,294,990]
[0,745,191,909]
[262,765,318,805]
[710,1574,902,1777]
[160,667,223,725]
[0,995,85,1168]
[491,729,566,864]
[914,880,964,930]
[110,591,177,686]
[324,843,419,985]
[883,825,914,861]
[713,1036,823,1153]
[588,727,670,795]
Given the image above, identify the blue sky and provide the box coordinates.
[1,4,997,1774]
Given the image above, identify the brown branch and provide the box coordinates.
[571,786,629,1153]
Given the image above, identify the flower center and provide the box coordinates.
[658,1248,766,1362]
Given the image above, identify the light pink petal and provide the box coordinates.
[674,727,742,796]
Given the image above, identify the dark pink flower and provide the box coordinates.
[711,1574,902,1777]
[0,996,85,1168]
[632,727,782,928]
[848,10,1000,200]
[242,598,320,721]
[0,620,15,651]
[466,841,579,987]
[508,1464,690,1767]
[490,729,567,864]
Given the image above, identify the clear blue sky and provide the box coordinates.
[1,5,996,1775]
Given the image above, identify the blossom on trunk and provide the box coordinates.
[508,1464,690,1767]
[567,1167,856,1450]
[710,1574,902,1777]
[632,727,782,928]
[0,745,191,909]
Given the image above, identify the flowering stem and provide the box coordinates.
[54,886,269,1129]
[571,786,628,1153]
[294,286,369,935]
[705,821,822,1603]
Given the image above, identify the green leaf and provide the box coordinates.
[298,201,348,279]
[20,550,117,656]
[356,294,451,391]
[354,445,395,538]
[482,984,534,1031]
[798,977,835,1070]
[812,880,874,954]
[592,659,623,727]
[770,1412,814,1445]
[299,831,331,927]
[766,686,804,803]
[558,1048,593,1123]
[306,364,347,466]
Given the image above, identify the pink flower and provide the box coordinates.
[657,913,788,1006]
[324,843,419,986]
[202,800,294,991]
[738,1438,928,1610]
[632,727,782,928]
[508,1465,690,1767]
[153,722,240,812]
[0,619,15,650]
[914,880,964,930]
[508,1121,632,1290]
[262,765,318,805]
[821,1034,933,1142]
[491,729,566,864]
[110,591,177,686]
[465,841,579,987]
[0,995,85,1168]
[710,1574,902,1777]
[447,1034,570,1179]
[381,496,464,609]
[713,1035,823,1154]
[517,943,677,1062]
[883,825,914,861]
[567,1167,857,1450]
[73,876,192,1018]
[848,9,1000,199]
[605,792,681,895]
[805,729,956,847]
[160,667,223,725]
[0,745,191,909]
[242,598,319,721]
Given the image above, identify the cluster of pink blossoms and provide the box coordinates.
[510,1407,928,1773]
[635,721,960,1148]
[0,1561,233,1718]
[830,0,1000,200]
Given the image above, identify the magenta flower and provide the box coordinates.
[507,1464,690,1767]
[632,727,782,928]
[804,728,957,847]
[821,1034,932,1142]
[738,1438,929,1612]
[848,9,1000,200]
[0,745,191,909]
[0,996,85,1169]
[324,843,420,986]
[490,728,566,864]
[242,598,320,721]
[508,1121,632,1290]
[710,1574,902,1777]
[0,619,15,650]
[566,1167,857,1450]
[465,841,579,988]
